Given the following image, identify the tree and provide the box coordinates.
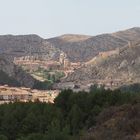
[0,135,8,140]
[18,133,45,140]
[68,104,83,134]
[21,112,39,135]
[55,89,73,112]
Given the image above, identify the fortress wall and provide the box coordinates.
[99,49,120,58]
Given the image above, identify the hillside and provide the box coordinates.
[86,103,140,140]
[113,27,140,41]
[0,70,20,87]
[47,34,127,62]
[0,55,36,88]
[64,40,140,88]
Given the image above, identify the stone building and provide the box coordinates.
[59,52,66,65]
[59,52,71,69]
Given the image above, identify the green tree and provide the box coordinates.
[68,104,83,134]
[55,89,73,112]
[21,112,39,135]
[0,135,8,140]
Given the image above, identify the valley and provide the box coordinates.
[0,27,140,102]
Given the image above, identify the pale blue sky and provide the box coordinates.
[0,0,140,38]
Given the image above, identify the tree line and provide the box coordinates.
[0,86,139,140]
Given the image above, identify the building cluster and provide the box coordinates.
[14,56,40,64]
[14,55,50,62]
[0,85,59,104]
[14,52,82,74]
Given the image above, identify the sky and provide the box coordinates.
[0,0,140,38]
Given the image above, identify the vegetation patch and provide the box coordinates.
[0,87,139,140]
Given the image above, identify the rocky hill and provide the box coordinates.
[47,34,127,62]
[47,27,140,62]
[64,40,140,87]
[0,34,60,61]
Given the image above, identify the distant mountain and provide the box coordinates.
[113,27,140,41]
[53,34,91,42]
[0,27,140,63]
[47,34,127,62]
[47,27,140,62]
